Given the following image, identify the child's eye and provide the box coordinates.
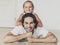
[26,7,27,8]
[24,7,27,8]
[29,6,32,8]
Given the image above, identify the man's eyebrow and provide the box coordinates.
[30,22,34,23]
[24,22,28,23]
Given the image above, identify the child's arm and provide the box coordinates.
[33,13,43,27]
[16,13,24,26]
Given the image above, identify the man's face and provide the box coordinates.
[23,17,35,32]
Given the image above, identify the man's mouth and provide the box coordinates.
[26,28,32,32]
[27,28,31,31]
[28,28,31,30]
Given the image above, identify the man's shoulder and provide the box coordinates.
[17,25,24,30]
[35,27,49,32]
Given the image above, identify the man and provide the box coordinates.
[3,13,57,43]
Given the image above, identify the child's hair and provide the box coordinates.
[23,0,34,9]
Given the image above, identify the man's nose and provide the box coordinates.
[27,24,31,27]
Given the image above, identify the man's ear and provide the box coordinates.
[34,23,36,26]
[22,23,24,27]
[34,23,37,28]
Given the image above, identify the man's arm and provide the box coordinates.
[3,32,32,43]
[27,32,57,43]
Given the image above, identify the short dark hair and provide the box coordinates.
[21,13,38,28]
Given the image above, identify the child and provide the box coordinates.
[16,0,43,27]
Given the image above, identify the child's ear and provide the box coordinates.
[24,11,25,13]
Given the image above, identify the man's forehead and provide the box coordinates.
[24,17,33,22]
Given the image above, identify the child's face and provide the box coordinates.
[23,2,34,13]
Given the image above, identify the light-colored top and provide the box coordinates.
[11,26,49,38]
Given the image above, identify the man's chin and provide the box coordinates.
[26,30,31,33]
[26,29,32,32]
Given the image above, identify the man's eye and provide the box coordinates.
[25,22,28,24]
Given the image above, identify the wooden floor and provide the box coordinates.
[0,28,59,45]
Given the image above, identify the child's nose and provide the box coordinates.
[27,7,30,10]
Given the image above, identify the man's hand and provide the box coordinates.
[26,32,32,38]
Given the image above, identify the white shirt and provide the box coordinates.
[11,26,49,38]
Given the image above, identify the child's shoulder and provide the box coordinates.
[32,13,38,16]
[19,13,25,16]
[20,13,38,16]
[20,13,25,15]
[33,13,38,15]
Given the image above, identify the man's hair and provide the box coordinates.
[21,13,38,28]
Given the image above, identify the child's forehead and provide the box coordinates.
[24,2,32,5]
[23,1,34,8]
